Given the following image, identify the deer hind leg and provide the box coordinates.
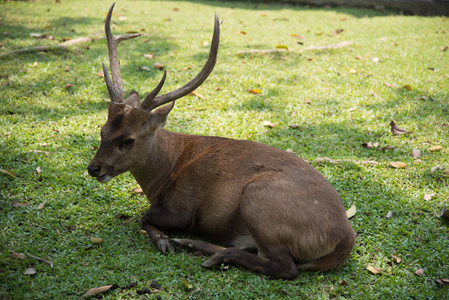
[201,245,299,279]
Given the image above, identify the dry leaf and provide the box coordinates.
[214,87,221,91]
[289,123,299,129]
[140,229,149,237]
[249,88,262,94]
[201,41,209,47]
[349,68,358,74]
[275,45,289,50]
[390,162,407,169]
[403,85,412,91]
[366,265,381,274]
[440,205,449,219]
[428,145,443,152]
[389,121,412,135]
[144,53,153,59]
[35,166,41,175]
[153,62,164,70]
[33,61,38,67]
[64,83,74,90]
[423,194,435,201]
[132,187,144,195]
[304,99,312,104]
[386,211,393,219]
[355,55,363,60]
[414,268,424,276]
[238,31,247,35]
[392,254,401,264]
[90,237,103,244]
[12,201,28,207]
[10,251,26,260]
[292,34,305,39]
[346,205,356,219]
[188,91,204,99]
[181,278,193,289]
[382,145,395,151]
[140,66,151,72]
[83,285,114,297]
[412,149,421,159]
[362,142,373,149]
[372,57,380,63]
[24,267,36,275]
[263,121,276,128]
[1,169,16,177]
[435,279,449,286]
[431,165,441,173]
[37,199,48,209]
[286,149,295,154]
[338,280,349,285]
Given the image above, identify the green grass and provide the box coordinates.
[1,0,448,298]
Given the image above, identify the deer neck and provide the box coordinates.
[129,129,182,202]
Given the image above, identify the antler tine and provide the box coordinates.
[140,70,167,111]
[142,13,220,111]
[103,2,140,104]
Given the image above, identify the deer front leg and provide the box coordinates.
[141,205,191,253]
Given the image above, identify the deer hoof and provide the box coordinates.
[157,237,178,253]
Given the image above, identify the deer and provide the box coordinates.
[87,2,356,280]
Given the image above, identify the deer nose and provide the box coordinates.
[87,165,101,177]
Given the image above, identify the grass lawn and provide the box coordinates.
[1,0,448,298]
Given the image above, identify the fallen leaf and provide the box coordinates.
[338,280,349,285]
[173,7,180,11]
[392,254,401,264]
[346,205,356,219]
[383,82,393,87]
[96,71,104,77]
[64,83,74,90]
[435,279,449,286]
[286,149,295,154]
[372,57,380,63]
[439,204,449,220]
[423,194,435,201]
[431,165,441,173]
[140,229,149,237]
[188,91,204,99]
[238,31,247,35]
[275,45,289,50]
[214,87,221,91]
[153,62,164,70]
[263,121,276,128]
[403,85,412,91]
[414,268,424,276]
[181,278,193,289]
[389,121,412,135]
[292,34,305,39]
[289,123,299,129]
[24,267,36,275]
[1,169,16,177]
[83,285,114,297]
[362,142,373,149]
[373,142,379,148]
[33,61,38,67]
[347,106,357,112]
[390,162,407,169]
[366,265,381,274]
[412,149,421,159]
[386,211,393,219]
[355,55,363,60]
[118,16,127,21]
[35,166,41,175]
[12,201,28,207]
[249,88,262,94]
[132,188,143,195]
[304,99,312,104]
[428,145,443,152]
[90,237,103,244]
[40,142,48,147]
[33,150,50,155]
[382,145,395,151]
[37,199,48,209]
[349,68,358,74]
[140,66,151,71]
[10,251,26,260]
[144,53,153,59]
[440,46,448,51]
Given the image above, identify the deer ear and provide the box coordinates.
[124,91,141,107]
[148,101,175,129]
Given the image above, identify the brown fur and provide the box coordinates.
[88,3,355,279]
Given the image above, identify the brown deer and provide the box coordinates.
[87,2,356,279]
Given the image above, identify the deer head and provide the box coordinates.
[87,2,220,183]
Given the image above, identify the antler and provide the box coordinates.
[140,13,220,112]
[103,2,140,104]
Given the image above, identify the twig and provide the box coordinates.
[0,31,104,58]
[236,41,353,55]
[27,254,54,269]
[237,48,288,55]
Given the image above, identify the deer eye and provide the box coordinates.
[119,138,135,150]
